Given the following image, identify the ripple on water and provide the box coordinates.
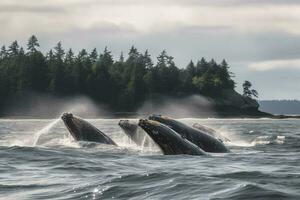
[0,118,300,200]
[210,183,299,200]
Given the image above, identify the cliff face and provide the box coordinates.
[211,89,271,117]
[133,89,271,118]
[215,89,259,110]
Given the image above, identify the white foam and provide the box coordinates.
[225,140,256,147]
[112,133,161,154]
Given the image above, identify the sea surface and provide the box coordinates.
[0,118,299,200]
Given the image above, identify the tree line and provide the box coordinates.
[0,35,254,112]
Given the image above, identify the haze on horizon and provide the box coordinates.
[1,0,300,100]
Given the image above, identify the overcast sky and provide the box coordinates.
[1,0,300,100]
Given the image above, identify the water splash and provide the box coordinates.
[224,135,286,147]
[141,135,147,150]
[111,129,160,154]
[225,140,256,147]
[33,118,60,146]
[250,135,285,146]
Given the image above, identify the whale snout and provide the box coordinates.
[138,119,160,128]
[138,119,150,131]
[61,112,73,121]
[149,114,170,120]
[138,119,147,127]
[118,119,129,127]
[148,114,165,121]
[148,114,160,119]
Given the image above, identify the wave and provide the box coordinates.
[211,183,299,200]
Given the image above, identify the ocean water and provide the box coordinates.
[0,118,299,200]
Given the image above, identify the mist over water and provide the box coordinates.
[2,93,218,119]
[0,117,299,199]
[137,95,214,118]
[2,93,110,118]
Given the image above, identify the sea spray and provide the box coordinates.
[141,135,147,150]
[33,118,60,146]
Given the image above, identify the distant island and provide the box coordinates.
[0,35,272,118]
[259,100,300,115]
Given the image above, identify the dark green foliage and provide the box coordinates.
[8,41,20,56]
[0,36,239,112]
[243,80,258,98]
[27,35,39,53]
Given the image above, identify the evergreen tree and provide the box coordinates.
[127,46,139,63]
[187,60,195,76]
[89,48,98,63]
[19,47,25,55]
[154,50,180,94]
[65,48,75,65]
[27,35,40,53]
[8,41,20,56]
[220,59,235,89]
[87,47,114,102]
[54,42,65,61]
[157,50,168,68]
[0,46,7,60]
[49,42,66,93]
[77,49,88,62]
[119,52,125,63]
[181,60,196,94]
[64,48,77,94]
[0,37,244,114]
[195,57,208,76]
[143,50,153,69]
[243,80,258,98]
[46,49,55,61]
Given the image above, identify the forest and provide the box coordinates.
[0,35,241,112]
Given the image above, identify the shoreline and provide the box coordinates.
[1,112,299,119]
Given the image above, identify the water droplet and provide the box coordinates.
[93,188,99,193]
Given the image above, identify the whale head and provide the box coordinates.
[139,118,206,155]
[61,112,73,121]
[148,114,171,122]
[138,119,174,153]
[61,112,83,140]
[119,120,137,131]
[148,114,176,129]
[138,119,161,133]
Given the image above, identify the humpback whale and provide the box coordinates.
[118,120,153,147]
[192,123,230,142]
[148,115,229,153]
[61,113,117,145]
[138,119,207,156]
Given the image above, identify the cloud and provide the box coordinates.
[1,1,300,36]
[0,0,300,99]
[0,5,64,13]
[249,59,300,71]
[30,0,300,7]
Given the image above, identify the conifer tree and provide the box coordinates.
[27,35,39,53]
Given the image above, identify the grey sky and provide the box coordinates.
[1,0,300,99]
